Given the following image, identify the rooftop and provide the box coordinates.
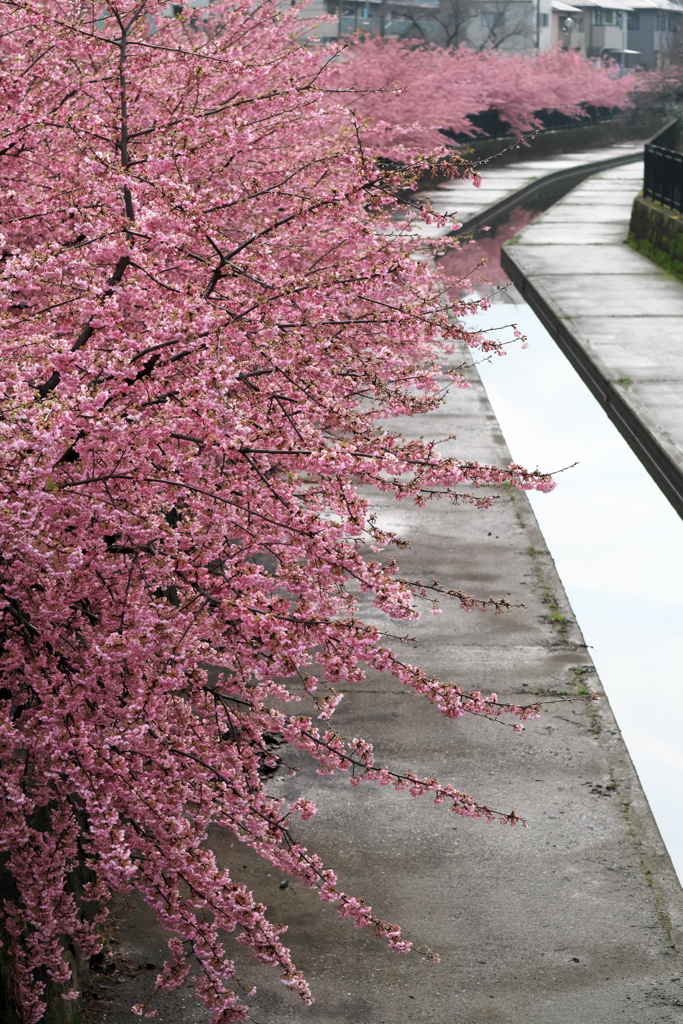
[570,0,634,10]
[625,0,683,10]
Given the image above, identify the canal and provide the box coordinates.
[440,175,683,885]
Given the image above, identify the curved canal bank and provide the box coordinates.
[471,295,683,886]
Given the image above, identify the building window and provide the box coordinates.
[539,11,549,26]
[627,11,639,29]
[594,8,613,24]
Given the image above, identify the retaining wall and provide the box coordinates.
[460,114,663,167]
[629,192,683,282]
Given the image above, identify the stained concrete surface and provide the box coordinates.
[502,162,683,519]
[87,151,683,1023]
[513,223,629,244]
[505,245,653,277]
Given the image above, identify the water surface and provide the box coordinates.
[452,206,683,882]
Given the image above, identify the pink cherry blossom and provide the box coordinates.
[326,38,637,152]
[0,3,556,1022]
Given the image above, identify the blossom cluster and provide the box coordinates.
[1,2,552,1021]
[330,38,637,152]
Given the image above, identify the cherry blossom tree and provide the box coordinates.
[0,2,557,1021]
[330,39,637,149]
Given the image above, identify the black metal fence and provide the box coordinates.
[644,121,683,213]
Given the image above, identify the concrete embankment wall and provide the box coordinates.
[629,193,683,282]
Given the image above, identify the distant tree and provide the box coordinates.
[332,40,636,148]
[631,37,683,122]
[474,0,535,50]
[393,0,477,46]
[395,0,534,51]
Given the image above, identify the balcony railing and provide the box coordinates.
[644,121,683,214]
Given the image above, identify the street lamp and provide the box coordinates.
[562,15,574,47]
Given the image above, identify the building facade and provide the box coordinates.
[296,0,683,62]
[299,0,552,50]
[624,0,682,68]
[551,0,586,49]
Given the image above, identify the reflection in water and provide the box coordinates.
[439,206,536,296]
[439,183,576,299]
[472,302,683,886]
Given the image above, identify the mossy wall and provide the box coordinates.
[628,193,683,282]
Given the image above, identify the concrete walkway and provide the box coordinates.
[412,142,643,238]
[502,161,683,520]
[87,149,683,1024]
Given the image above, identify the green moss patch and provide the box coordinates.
[628,194,683,283]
